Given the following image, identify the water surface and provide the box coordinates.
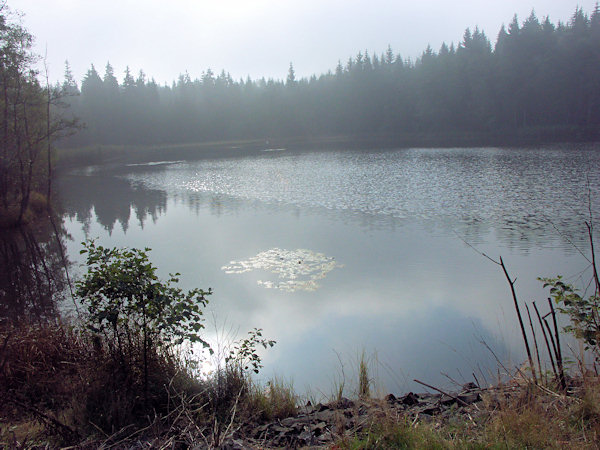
[58,144,600,395]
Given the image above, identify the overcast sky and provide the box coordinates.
[6,0,598,86]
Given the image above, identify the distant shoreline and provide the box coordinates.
[55,128,600,170]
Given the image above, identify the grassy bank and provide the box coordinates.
[340,378,600,449]
[2,318,600,448]
[0,319,297,448]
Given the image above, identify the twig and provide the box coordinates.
[525,303,542,382]
[413,378,469,407]
[534,382,579,402]
[542,316,559,363]
[498,256,538,385]
[547,297,566,390]
[543,215,590,263]
[479,339,511,379]
[456,232,538,385]
[586,221,600,296]
[533,301,558,379]
[472,372,481,389]
[441,371,462,387]
[221,384,244,445]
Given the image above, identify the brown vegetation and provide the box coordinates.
[3,316,600,448]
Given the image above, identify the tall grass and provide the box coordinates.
[358,350,370,400]
[248,376,297,421]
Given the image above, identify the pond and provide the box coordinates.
[57,144,600,396]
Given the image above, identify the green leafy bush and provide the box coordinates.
[226,328,276,374]
[540,275,600,358]
[75,240,213,430]
[76,239,212,352]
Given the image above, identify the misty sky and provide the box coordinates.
[7,0,598,86]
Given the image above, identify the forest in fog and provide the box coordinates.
[61,7,600,147]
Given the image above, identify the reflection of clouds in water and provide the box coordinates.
[222,248,342,292]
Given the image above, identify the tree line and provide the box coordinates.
[61,7,600,148]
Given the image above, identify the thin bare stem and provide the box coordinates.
[542,317,559,372]
[586,221,600,296]
[525,303,542,382]
[499,256,537,384]
[533,301,557,378]
[548,298,566,390]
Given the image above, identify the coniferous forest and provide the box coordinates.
[61,7,600,149]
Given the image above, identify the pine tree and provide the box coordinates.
[286,62,296,86]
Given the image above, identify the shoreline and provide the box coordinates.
[55,131,600,171]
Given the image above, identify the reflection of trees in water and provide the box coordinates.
[58,174,167,234]
[172,191,243,218]
[58,168,597,253]
[0,220,70,323]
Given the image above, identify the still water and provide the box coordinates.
[58,144,600,396]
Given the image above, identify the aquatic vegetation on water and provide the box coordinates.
[222,248,342,292]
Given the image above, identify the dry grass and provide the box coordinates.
[248,376,297,421]
[4,319,600,448]
[339,375,600,449]
[358,351,371,400]
[0,320,207,446]
[0,319,298,447]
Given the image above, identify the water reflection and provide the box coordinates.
[0,219,69,323]
[58,144,600,253]
[56,145,599,393]
[222,248,342,292]
[59,171,167,235]
[123,145,600,251]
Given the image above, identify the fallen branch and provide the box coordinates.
[413,378,469,407]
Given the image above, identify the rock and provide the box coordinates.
[219,438,249,450]
[415,404,441,416]
[310,421,328,436]
[440,394,457,406]
[316,403,330,412]
[335,397,355,409]
[463,382,478,391]
[297,429,318,446]
[252,423,270,438]
[315,409,337,422]
[271,424,292,434]
[458,392,481,404]
[281,416,308,427]
[400,392,420,406]
[242,386,491,448]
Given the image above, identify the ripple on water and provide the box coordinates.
[125,145,600,250]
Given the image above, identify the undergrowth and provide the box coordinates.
[0,319,292,448]
[337,375,600,449]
